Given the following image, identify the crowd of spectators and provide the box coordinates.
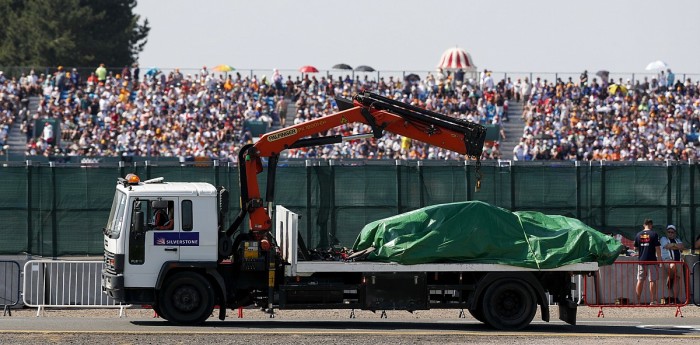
[284,68,506,161]
[20,65,507,162]
[25,65,283,161]
[3,64,699,162]
[0,70,38,155]
[511,70,700,161]
[0,72,12,155]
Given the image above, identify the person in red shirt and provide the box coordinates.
[153,205,174,230]
[86,72,98,92]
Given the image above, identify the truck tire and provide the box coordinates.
[158,272,215,325]
[482,279,537,330]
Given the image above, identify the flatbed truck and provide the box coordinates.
[102,92,597,329]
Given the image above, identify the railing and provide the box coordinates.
[584,259,691,317]
[22,260,129,317]
[2,65,700,86]
[0,261,21,316]
[694,261,700,307]
[5,259,691,319]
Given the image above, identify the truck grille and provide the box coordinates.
[104,250,116,274]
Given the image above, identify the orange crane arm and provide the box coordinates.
[226,92,487,242]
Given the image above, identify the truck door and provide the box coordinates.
[125,198,179,288]
[176,197,216,262]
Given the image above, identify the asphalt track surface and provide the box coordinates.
[2,309,700,345]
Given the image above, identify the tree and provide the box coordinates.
[0,0,149,68]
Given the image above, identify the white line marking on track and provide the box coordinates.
[638,325,700,333]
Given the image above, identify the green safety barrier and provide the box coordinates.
[0,160,697,257]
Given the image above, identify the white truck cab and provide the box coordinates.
[102,174,219,302]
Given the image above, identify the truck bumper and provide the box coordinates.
[101,270,125,302]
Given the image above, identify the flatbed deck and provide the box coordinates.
[276,205,599,276]
[289,260,597,276]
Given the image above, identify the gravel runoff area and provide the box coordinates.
[2,334,697,345]
[3,305,699,345]
[5,303,698,319]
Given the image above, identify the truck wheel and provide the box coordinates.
[158,272,215,325]
[482,279,536,330]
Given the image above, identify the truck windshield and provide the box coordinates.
[105,191,128,239]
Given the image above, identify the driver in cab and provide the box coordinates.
[152,201,174,230]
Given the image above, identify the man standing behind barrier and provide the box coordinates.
[634,219,662,305]
[660,225,684,303]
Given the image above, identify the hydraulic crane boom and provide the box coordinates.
[224,92,486,249]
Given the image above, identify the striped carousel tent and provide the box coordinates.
[437,47,477,71]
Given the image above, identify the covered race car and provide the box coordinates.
[352,201,623,269]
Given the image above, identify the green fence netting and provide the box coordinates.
[0,160,698,256]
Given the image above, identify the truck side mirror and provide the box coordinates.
[219,187,229,214]
[132,211,145,234]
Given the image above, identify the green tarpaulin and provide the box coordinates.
[352,201,623,269]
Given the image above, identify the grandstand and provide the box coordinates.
[0,66,698,162]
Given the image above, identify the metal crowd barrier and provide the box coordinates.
[8,259,674,318]
[22,260,129,317]
[584,260,690,317]
[693,261,700,307]
[1,261,21,316]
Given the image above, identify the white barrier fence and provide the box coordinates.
[17,259,587,318]
[22,260,129,317]
[1,260,21,315]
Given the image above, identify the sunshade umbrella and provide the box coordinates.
[404,73,421,82]
[608,84,628,95]
[645,60,668,71]
[299,65,319,73]
[212,64,235,72]
[437,47,477,71]
[354,65,375,72]
[145,67,159,76]
[332,63,353,70]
